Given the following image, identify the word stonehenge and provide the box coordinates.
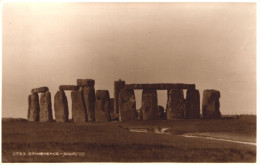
[27,79,221,122]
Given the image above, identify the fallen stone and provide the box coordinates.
[71,89,87,122]
[202,89,221,119]
[95,90,111,121]
[59,85,79,91]
[166,89,185,120]
[54,90,69,122]
[27,93,40,121]
[31,87,49,93]
[39,91,53,122]
[185,89,200,119]
[119,89,137,121]
[141,89,159,120]
[82,87,95,121]
[114,80,125,114]
[77,79,95,87]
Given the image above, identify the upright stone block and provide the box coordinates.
[54,90,69,122]
[185,89,200,119]
[28,93,40,121]
[114,80,125,114]
[83,87,96,121]
[39,91,53,122]
[95,90,111,121]
[166,89,185,120]
[141,89,158,120]
[202,89,221,119]
[119,89,137,121]
[71,89,87,122]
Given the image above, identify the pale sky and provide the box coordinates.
[2,2,256,118]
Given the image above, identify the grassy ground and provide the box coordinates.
[2,116,256,162]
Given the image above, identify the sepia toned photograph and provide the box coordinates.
[1,1,257,163]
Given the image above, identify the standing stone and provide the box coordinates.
[39,91,53,122]
[83,86,96,121]
[27,93,40,121]
[119,89,137,121]
[202,89,221,119]
[114,80,125,114]
[95,90,111,121]
[54,90,69,122]
[141,89,158,120]
[166,89,185,120]
[185,89,200,119]
[71,89,87,122]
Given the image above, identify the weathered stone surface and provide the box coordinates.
[202,89,221,119]
[54,90,69,122]
[27,93,40,121]
[95,90,111,121]
[141,89,159,120]
[31,87,49,93]
[39,91,53,122]
[83,87,95,121]
[71,89,87,122]
[110,98,114,114]
[114,80,125,114]
[77,79,95,87]
[119,89,137,121]
[59,85,79,91]
[158,105,166,120]
[185,89,200,119]
[125,83,195,90]
[166,89,185,120]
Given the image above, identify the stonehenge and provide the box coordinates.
[79,79,96,121]
[71,88,88,122]
[119,89,137,121]
[27,79,222,123]
[185,89,200,119]
[28,93,40,121]
[114,80,126,114]
[95,90,111,121]
[166,89,185,120]
[141,89,159,120]
[39,91,53,122]
[202,89,221,119]
[54,90,69,122]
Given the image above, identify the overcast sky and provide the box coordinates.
[2,2,256,118]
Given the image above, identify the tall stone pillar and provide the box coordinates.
[71,88,87,122]
[119,89,137,121]
[95,90,111,121]
[114,80,125,114]
[54,90,69,122]
[39,91,53,122]
[166,89,185,120]
[77,79,96,121]
[28,93,40,121]
[185,89,200,119]
[141,89,158,120]
[202,89,221,119]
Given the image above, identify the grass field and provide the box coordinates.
[2,115,256,162]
